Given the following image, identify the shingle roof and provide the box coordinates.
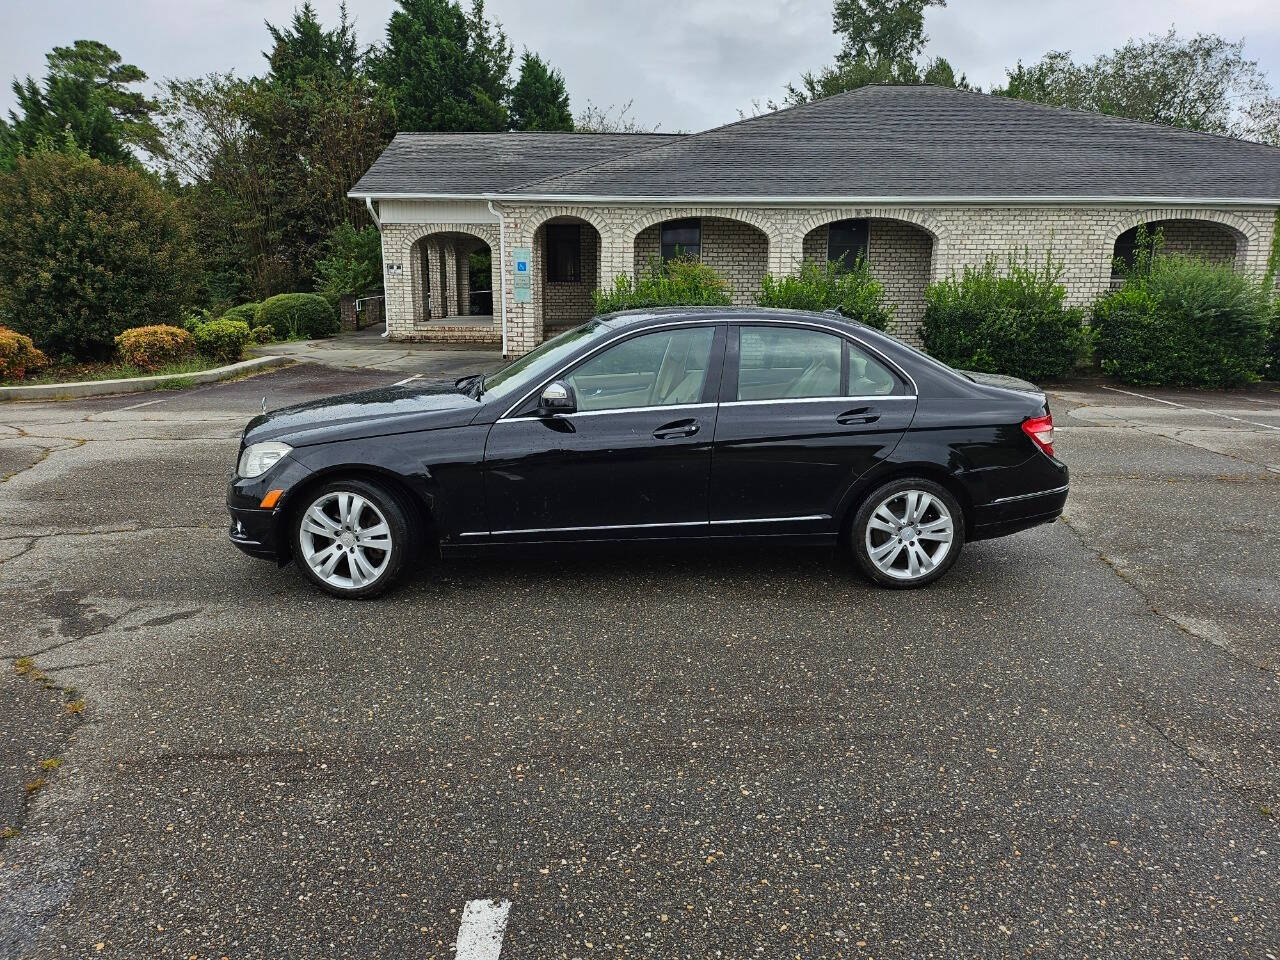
[351,87,1280,202]
[504,86,1280,200]
[348,132,679,196]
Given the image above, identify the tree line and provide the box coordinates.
[1,0,1277,355]
[779,0,1280,146]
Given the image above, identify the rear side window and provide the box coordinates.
[736,326,899,400]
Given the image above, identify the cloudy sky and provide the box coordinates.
[4,0,1279,132]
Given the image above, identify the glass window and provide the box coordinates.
[827,219,869,271]
[736,326,899,400]
[661,218,701,261]
[567,327,715,412]
[738,327,842,401]
[546,224,581,283]
[482,321,612,403]
[846,342,900,396]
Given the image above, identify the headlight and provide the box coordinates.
[238,441,292,478]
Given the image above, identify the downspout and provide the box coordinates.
[487,200,509,357]
[365,197,392,339]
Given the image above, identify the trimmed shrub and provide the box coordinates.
[220,303,260,327]
[0,326,49,381]
[193,318,251,363]
[249,325,275,344]
[922,254,1093,381]
[594,258,732,313]
[0,148,196,361]
[757,258,893,330]
[255,293,339,341]
[114,325,195,371]
[1093,254,1270,387]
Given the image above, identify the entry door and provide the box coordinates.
[483,325,725,539]
[710,324,917,533]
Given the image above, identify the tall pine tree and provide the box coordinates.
[374,0,512,131]
[510,51,573,131]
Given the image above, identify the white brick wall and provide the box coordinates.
[382,202,1277,356]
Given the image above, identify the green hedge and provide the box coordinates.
[255,293,339,341]
[921,254,1092,381]
[193,318,251,363]
[756,258,893,330]
[220,302,260,327]
[1093,254,1270,387]
[594,258,732,313]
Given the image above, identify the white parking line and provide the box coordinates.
[455,899,512,960]
[1100,385,1280,432]
[393,373,424,386]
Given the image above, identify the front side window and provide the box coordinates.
[827,219,869,270]
[567,327,715,412]
[736,326,898,400]
[482,321,612,403]
[546,223,581,282]
[661,218,701,261]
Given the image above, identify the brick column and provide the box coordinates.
[597,229,629,291]
[442,242,459,318]
[457,241,472,316]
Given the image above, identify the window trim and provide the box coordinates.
[545,223,582,284]
[660,218,702,262]
[498,318,916,420]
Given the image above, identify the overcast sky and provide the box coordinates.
[4,0,1279,132]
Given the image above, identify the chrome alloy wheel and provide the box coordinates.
[298,491,393,591]
[864,489,955,582]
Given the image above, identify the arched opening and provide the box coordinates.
[407,229,496,327]
[534,216,602,337]
[1111,219,1243,284]
[801,217,935,342]
[632,216,770,306]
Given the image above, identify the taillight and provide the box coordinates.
[1022,414,1055,458]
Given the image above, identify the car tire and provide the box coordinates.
[292,478,414,599]
[851,477,965,589]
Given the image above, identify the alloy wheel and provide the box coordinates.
[864,489,955,582]
[298,491,394,591]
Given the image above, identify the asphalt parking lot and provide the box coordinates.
[1,364,1277,959]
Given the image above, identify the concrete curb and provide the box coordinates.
[0,355,293,402]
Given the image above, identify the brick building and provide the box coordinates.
[350,85,1280,356]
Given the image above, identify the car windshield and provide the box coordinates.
[480,321,613,403]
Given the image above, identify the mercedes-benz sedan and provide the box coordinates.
[227,308,1068,598]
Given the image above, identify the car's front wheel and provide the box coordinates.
[293,479,412,598]
[852,478,964,588]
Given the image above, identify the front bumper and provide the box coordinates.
[226,455,313,562]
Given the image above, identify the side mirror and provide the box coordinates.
[538,380,577,416]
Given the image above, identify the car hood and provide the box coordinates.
[242,379,480,447]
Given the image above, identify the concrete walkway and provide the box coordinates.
[253,325,506,377]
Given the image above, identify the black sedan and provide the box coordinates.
[227,307,1068,597]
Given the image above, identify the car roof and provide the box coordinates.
[595,306,859,330]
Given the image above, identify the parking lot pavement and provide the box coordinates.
[0,369,1277,959]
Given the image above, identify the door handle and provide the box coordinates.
[836,406,880,426]
[653,418,699,439]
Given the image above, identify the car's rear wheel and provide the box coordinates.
[293,479,412,599]
[852,478,964,588]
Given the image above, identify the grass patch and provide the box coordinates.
[66,699,86,715]
[3,356,230,387]
[24,778,46,794]
[39,757,62,770]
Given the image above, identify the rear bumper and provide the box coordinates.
[970,482,1068,541]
